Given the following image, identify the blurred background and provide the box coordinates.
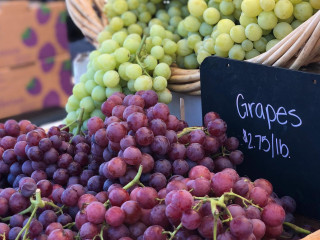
[0,0,92,126]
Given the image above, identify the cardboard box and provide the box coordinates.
[0,53,72,118]
[0,1,69,68]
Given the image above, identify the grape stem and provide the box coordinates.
[70,108,85,143]
[123,165,143,190]
[164,223,183,240]
[224,192,263,210]
[63,222,75,229]
[135,35,151,77]
[16,205,39,240]
[283,222,311,235]
[177,126,204,138]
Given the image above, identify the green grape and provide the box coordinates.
[146,2,156,14]
[65,103,75,113]
[97,31,112,43]
[203,8,220,25]
[157,88,172,104]
[187,34,202,49]
[241,39,254,51]
[165,31,174,41]
[274,0,293,19]
[176,55,185,68]
[199,22,213,37]
[228,44,245,60]
[80,74,88,83]
[112,0,128,14]
[96,54,116,71]
[241,0,262,17]
[151,46,165,60]
[184,54,199,69]
[203,38,215,54]
[68,95,80,108]
[138,3,147,13]
[106,85,122,98]
[84,80,97,95]
[94,100,102,109]
[152,36,162,46]
[118,62,130,80]
[168,7,182,17]
[110,17,124,31]
[290,0,302,4]
[149,19,164,28]
[220,1,235,15]
[123,37,140,54]
[215,33,234,51]
[150,24,166,38]
[121,11,137,26]
[310,0,320,9]
[156,11,170,23]
[291,20,302,29]
[266,39,280,51]
[91,86,106,102]
[153,76,167,91]
[90,109,105,120]
[273,22,293,40]
[153,63,171,79]
[177,39,193,56]
[144,55,158,70]
[65,111,77,125]
[114,47,131,64]
[264,34,275,41]
[233,0,242,9]
[260,0,275,11]
[112,31,128,46]
[253,37,267,52]
[170,16,183,28]
[173,34,181,43]
[128,24,143,35]
[211,30,221,40]
[245,23,262,41]
[81,119,88,132]
[160,55,173,65]
[127,79,136,92]
[177,21,189,37]
[258,11,278,30]
[73,82,89,99]
[239,13,258,27]
[194,41,204,53]
[245,49,260,59]
[139,12,152,23]
[217,19,235,34]
[100,39,120,54]
[233,9,242,20]
[127,33,141,41]
[230,25,246,43]
[181,5,189,18]
[94,70,105,86]
[126,64,143,79]
[196,50,210,64]
[294,2,313,21]
[188,0,208,17]
[103,70,120,88]
[134,75,153,91]
[80,96,95,113]
[183,16,201,32]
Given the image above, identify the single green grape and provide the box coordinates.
[241,0,262,17]
[106,85,122,98]
[146,2,157,15]
[274,0,293,19]
[203,38,215,54]
[73,82,89,99]
[228,44,245,60]
[203,7,221,25]
[253,37,267,52]
[127,79,136,92]
[153,76,167,91]
[121,11,137,26]
[214,46,229,57]
[80,96,95,113]
[96,54,116,71]
[100,39,120,54]
[291,20,303,29]
[150,24,166,39]
[184,53,199,69]
[168,6,182,17]
[194,41,204,53]
[151,46,165,60]
[153,63,171,79]
[259,0,275,11]
[126,64,143,79]
[215,33,234,51]
[258,11,278,30]
[67,95,80,108]
[103,70,120,88]
[266,39,280,51]
[241,39,254,51]
[160,55,173,66]
[112,0,128,14]
[114,47,131,64]
[230,25,246,43]
[220,1,235,15]
[177,21,189,37]
[112,31,128,46]
[65,111,77,125]
[187,34,202,50]
[188,0,208,17]
[294,2,313,21]
[245,23,263,41]
[177,39,193,56]
[134,75,153,91]
[273,22,293,40]
[90,109,105,120]
[170,16,183,28]
[199,22,213,37]
[118,62,131,81]
[97,31,112,43]
[94,70,105,86]
[91,86,106,102]
[144,55,158,71]
[217,19,235,34]
[310,0,320,9]
[123,37,140,54]
[183,16,201,32]
[163,40,178,55]
[84,80,97,95]
[239,13,258,27]
[152,36,162,46]
[80,74,88,83]
[245,49,260,59]
[139,12,152,23]
[157,88,172,104]
[128,24,143,35]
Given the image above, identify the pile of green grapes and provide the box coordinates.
[64,0,319,133]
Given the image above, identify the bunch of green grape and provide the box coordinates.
[176,0,319,65]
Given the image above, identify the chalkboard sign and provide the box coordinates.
[200,56,320,220]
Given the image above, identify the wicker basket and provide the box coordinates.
[66,0,320,97]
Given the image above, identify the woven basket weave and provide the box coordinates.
[66,0,320,96]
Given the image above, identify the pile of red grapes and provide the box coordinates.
[0,90,308,240]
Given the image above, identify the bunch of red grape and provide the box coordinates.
[0,90,306,240]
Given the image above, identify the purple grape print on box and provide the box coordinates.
[22,28,37,47]
[43,91,60,108]
[41,57,55,72]
[26,78,42,95]
[55,11,69,50]
[38,43,56,59]
[60,60,72,95]
[37,5,51,24]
